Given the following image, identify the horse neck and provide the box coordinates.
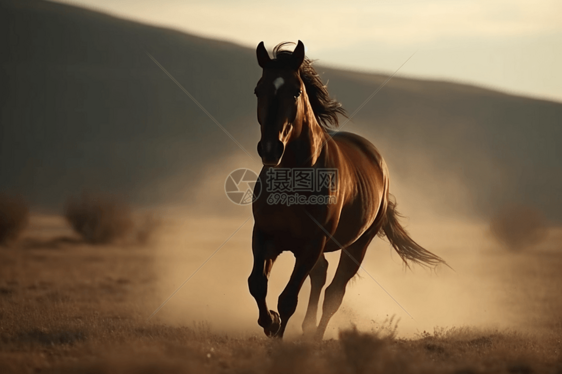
[280,94,327,168]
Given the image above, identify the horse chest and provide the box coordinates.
[253,201,320,242]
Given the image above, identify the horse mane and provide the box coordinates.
[271,42,347,130]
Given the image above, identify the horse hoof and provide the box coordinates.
[264,310,281,337]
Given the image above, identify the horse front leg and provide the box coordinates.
[248,226,280,337]
[275,235,326,339]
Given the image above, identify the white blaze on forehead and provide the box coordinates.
[273,77,284,94]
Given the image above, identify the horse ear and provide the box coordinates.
[256,42,271,68]
[291,40,305,70]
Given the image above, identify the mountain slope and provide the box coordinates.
[1,0,561,222]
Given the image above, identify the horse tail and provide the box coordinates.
[378,194,448,269]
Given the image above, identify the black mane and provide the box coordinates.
[271,42,347,130]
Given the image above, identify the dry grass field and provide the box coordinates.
[1,211,561,374]
[2,2,561,373]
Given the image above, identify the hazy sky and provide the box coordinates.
[52,0,562,102]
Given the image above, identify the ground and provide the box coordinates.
[0,213,561,373]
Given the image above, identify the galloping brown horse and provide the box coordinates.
[249,41,446,340]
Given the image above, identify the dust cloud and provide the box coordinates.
[141,156,562,340]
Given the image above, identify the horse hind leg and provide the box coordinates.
[315,231,375,340]
[302,254,329,337]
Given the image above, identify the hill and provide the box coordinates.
[1,0,561,222]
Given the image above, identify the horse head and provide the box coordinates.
[254,41,306,167]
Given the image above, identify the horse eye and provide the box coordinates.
[294,90,302,99]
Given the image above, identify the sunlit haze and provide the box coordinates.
[51,0,562,102]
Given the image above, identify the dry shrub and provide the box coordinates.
[0,193,29,245]
[338,326,408,374]
[134,213,162,245]
[64,192,133,245]
[489,204,548,250]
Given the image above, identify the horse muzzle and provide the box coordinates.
[257,140,285,167]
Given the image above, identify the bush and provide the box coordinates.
[0,193,29,245]
[64,192,133,245]
[134,212,161,245]
[489,204,548,250]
